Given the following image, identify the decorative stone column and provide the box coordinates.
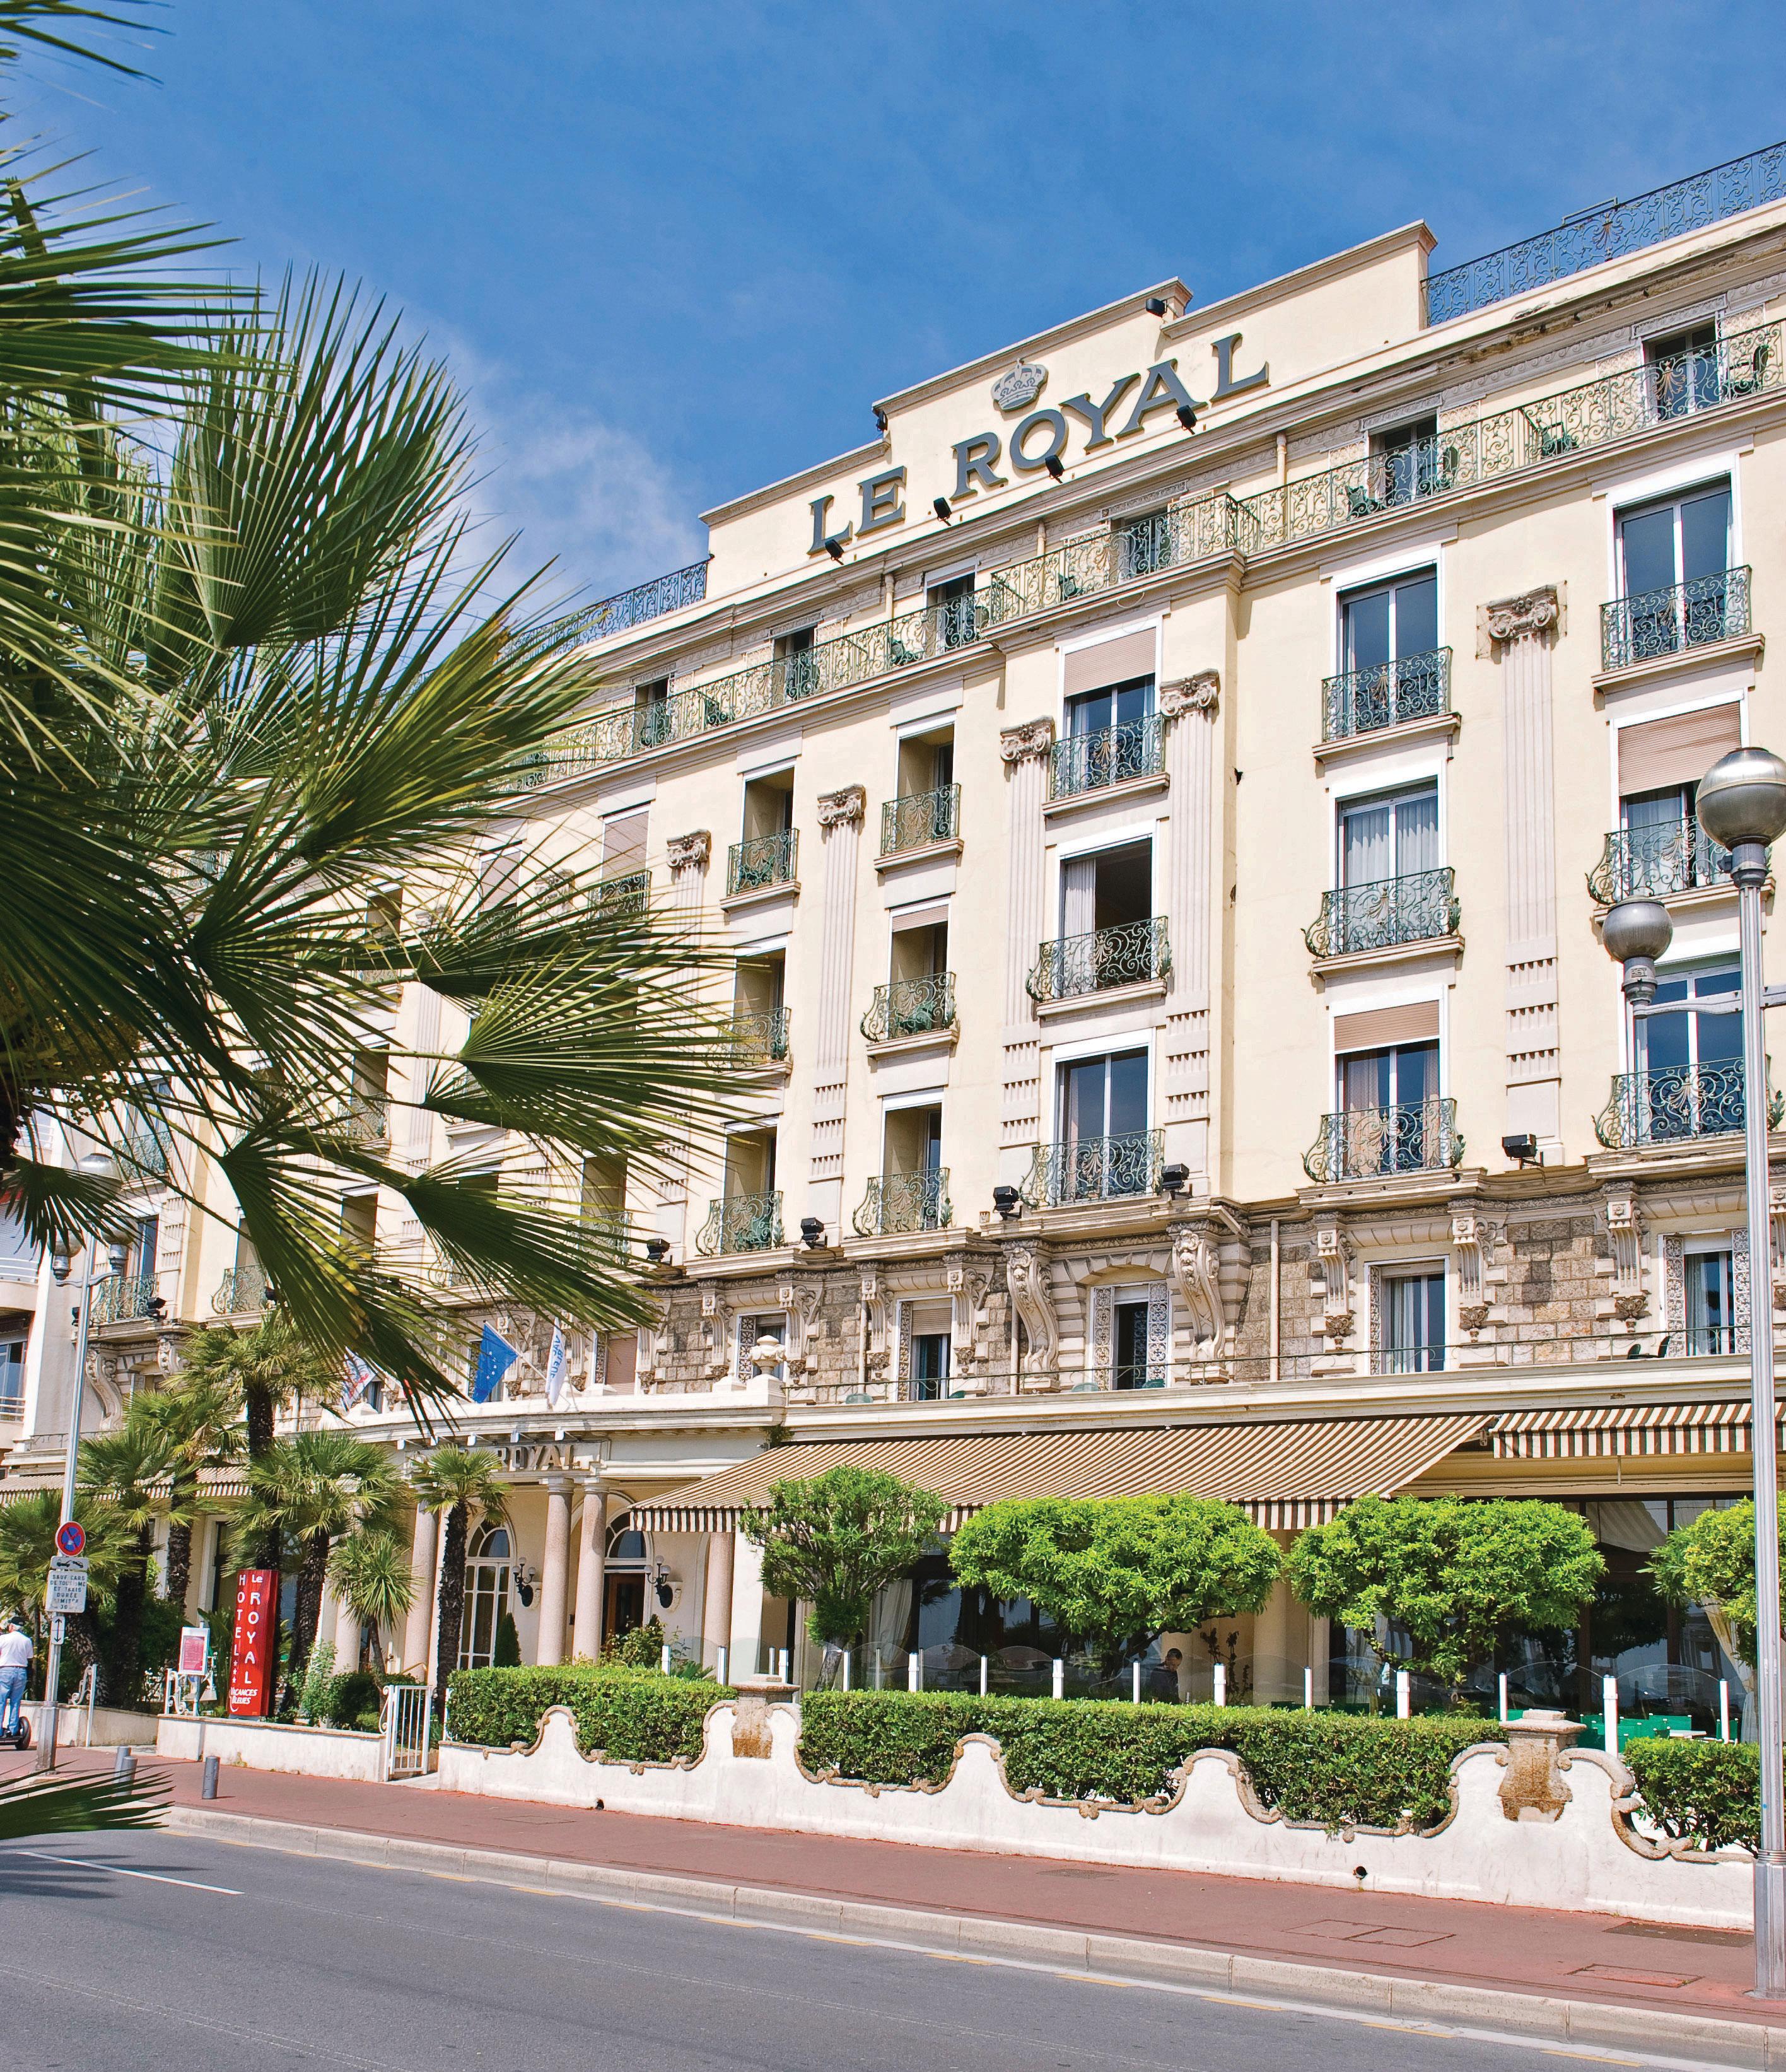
[1498,1708,1586,1822]
[333,1593,365,1674]
[808,785,866,1235]
[665,828,711,918]
[701,1529,734,1671]
[728,1524,766,1674]
[400,1504,437,1676]
[535,1475,572,1666]
[1486,587,1562,1148]
[999,718,1054,1173]
[571,1478,606,1662]
[1160,672,1218,1181]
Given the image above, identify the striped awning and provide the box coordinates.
[1491,1400,1776,1460]
[631,1411,1488,1533]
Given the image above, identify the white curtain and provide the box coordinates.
[870,1579,912,1665]
[1394,790,1440,875]
[1059,853,1097,937]
[1341,803,1391,887]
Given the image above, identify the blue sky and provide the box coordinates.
[16,1,1786,604]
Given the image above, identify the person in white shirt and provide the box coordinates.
[0,1618,32,1736]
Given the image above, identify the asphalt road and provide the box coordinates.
[0,1828,1693,2071]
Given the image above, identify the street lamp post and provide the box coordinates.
[1602,744,1786,1999]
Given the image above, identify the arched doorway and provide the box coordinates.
[605,1520,648,1641]
[460,1522,512,1668]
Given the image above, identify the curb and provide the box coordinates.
[165,1805,1785,2069]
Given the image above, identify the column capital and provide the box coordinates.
[1160,670,1219,719]
[999,716,1055,764]
[816,783,866,828]
[1483,585,1560,647]
[543,1471,573,1495]
[666,828,711,871]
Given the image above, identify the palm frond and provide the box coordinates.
[0,3,159,79]
[0,1766,166,1843]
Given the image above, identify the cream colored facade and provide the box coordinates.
[9,160,1786,1705]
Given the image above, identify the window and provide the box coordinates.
[911,1329,950,1402]
[1334,568,1442,732]
[774,625,818,699]
[605,1521,648,1641]
[732,773,797,894]
[0,1337,22,1413]
[1061,675,1157,790]
[1056,1048,1151,1199]
[1685,1249,1736,1356]
[1646,323,1719,420]
[1114,1299,1151,1389]
[1369,413,1449,507]
[459,1523,512,1670]
[1117,508,1174,580]
[740,1313,786,1384]
[131,1215,158,1279]
[1334,1040,1441,1176]
[1637,964,1743,1138]
[0,1198,36,1277]
[730,953,787,1060]
[1058,838,1153,936]
[928,573,979,649]
[633,676,670,747]
[1383,1271,1445,1374]
[1615,481,1732,658]
[1338,781,1439,889]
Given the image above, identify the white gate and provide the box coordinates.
[381,1683,433,1779]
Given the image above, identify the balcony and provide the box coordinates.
[1588,820,1734,904]
[1304,867,1460,961]
[593,870,649,918]
[722,1008,790,1065]
[696,1191,784,1256]
[91,1274,160,1325]
[1594,1063,1783,1150]
[342,1094,389,1146]
[1302,1098,1463,1184]
[212,1264,269,1315]
[880,784,960,857]
[1601,566,1752,672]
[562,556,709,643]
[1048,716,1165,800]
[117,1111,170,1181]
[853,1169,951,1238]
[1022,1128,1164,1208]
[860,973,957,1045]
[1322,648,1451,741]
[1026,917,1170,1005]
[727,829,797,899]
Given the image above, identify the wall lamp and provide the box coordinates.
[932,496,953,524]
[824,536,846,563]
[799,1215,826,1248]
[873,406,889,433]
[1159,1162,1190,1199]
[1043,454,1065,481]
[1502,1133,1541,1168]
[1145,296,1168,318]
[991,1185,1021,1220]
[1176,403,1198,433]
[644,1237,672,1266]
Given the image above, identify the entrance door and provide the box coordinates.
[605,1572,646,1639]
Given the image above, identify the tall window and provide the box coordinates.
[1113,1298,1152,1390]
[929,573,978,649]
[1647,322,1719,420]
[1383,1271,1445,1374]
[1369,413,1444,506]
[1637,964,1743,1138]
[1058,1049,1150,1199]
[1340,568,1438,680]
[0,1336,23,1412]
[1339,782,1439,888]
[911,1330,950,1402]
[459,1523,512,1670]
[1685,1250,1737,1356]
[774,624,817,699]
[1616,481,1731,657]
[1336,1040,1440,1175]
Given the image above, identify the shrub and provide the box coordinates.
[741,1466,947,1647]
[798,1690,1502,1832]
[445,1664,733,1764]
[602,1617,667,1668]
[323,1670,383,1731]
[1625,1738,1760,1853]
[493,1610,522,1668]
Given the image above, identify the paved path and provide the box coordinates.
[3,1744,1766,2037]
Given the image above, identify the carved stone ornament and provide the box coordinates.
[999,717,1056,765]
[1602,1185,1647,1325]
[1314,1218,1353,1340]
[816,784,866,828]
[1159,670,1220,720]
[991,362,1047,413]
[1168,1225,1225,1355]
[666,829,711,871]
[1485,585,1560,647]
[1005,1240,1059,1383]
[1457,1303,1491,1338]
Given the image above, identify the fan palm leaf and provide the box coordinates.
[0,1767,166,1842]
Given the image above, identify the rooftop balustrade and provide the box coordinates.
[560,558,709,643]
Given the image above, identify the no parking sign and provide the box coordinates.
[54,1519,84,1557]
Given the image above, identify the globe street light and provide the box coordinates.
[1603,744,1786,1998]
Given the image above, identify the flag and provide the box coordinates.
[544,1323,569,1409]
[342,1351,378,1415]
[470,1323,520,1404]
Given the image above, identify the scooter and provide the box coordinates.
[6,1713,28,1752]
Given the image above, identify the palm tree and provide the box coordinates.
[238,1430,404,1690]
[0,1487,124,1690]
[132,1371,243,1611]
[410,1446,510,1702]
[76,1417,175,1704]
[327,1527,415,1673]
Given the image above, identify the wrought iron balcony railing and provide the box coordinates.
[342,1093,388,1145]
[1587,819,1734,903]
[696,1191,784,1256]
[1049,715,1165,799]
[212,1264,269,1315]
[861,973,957,1043]
[727,828,797,898]
[1424,139,1786,326]
[560,557,709,643]
[1027,917,1170,1004]
[1304,867,1460,960]
[1601,566,1752,671]
[594,870,649,916]
[880,783,960,855]
[1302,1097,1463,1183]
[722,1008,791,1065]
[1322,648,1451,740]
[1593,1062,1783,1149]
[1022,1128,1164,1207]
[117,1111,171,1181]
[92,1273,160,1325]
[853,1169,951,1237]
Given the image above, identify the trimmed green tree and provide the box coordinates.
[739,1467,947,1649]
[947,1494,1282,1669]
[1287,1494,1604,1701]
[1650,1497,1785,1700]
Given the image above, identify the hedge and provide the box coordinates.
[1625,1738,1760,1853]
[445,1665,733,1764]
[797,1690,1503,1832]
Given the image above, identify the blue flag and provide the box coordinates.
[470,1323,519,1403]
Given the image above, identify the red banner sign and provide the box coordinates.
[228,1568,277,1718]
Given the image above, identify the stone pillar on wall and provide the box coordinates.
[998,719,1055,1183]
[808,786,865,1237]
[332,1593,365,1675]
[1159,672,1219,1181]
[655,831,713,1255]
[535,1475,572,1666]
[701,1530,735,1671]
[400,1504,437,1677]
[728,1525,766,1673]
[571,1478,606,1662]
[1486,587,1563,1148]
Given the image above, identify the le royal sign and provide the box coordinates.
[228,1567,277,1718]
[808,331,1269,557]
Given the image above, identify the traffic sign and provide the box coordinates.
[54,1519,85,1557]
[46,1554,88,1615]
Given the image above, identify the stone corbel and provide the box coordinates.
[85,1348,123,1420]
[1481,584,1560,653]
[1005,1240,1059,1385]
[998,717,1056,765]
[1313,1217,1354,1343]
[948,1262,993,1395]
[1167,1224,1225,1356]
[1450,1212,1488,1336]
[815,784,866,829]
[860,1270,889,1384]
[666,829,711,872]
[778,1278,824,1373]
[1602,1185,1648,1326]
[1159,670,1219,721]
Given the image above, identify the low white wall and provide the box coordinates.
[156,1713,386,1782]
[21,1701,154,1748]
[438,1704,1754,1930]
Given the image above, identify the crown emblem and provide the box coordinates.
[991,362,1047,411]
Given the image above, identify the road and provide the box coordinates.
[0,1827,1697,2070]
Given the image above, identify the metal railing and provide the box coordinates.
[1027,917,1170,1004]
[1322,648,1451,740]
[594,870,650,916]
[561,558,710,643]
[727,828,797,898]
[1425,139,1786,326]
[860,973,957,1043]
[92,1273,160,1325]
[1049,715,1165,799]
[1304,866,1460,959]
[1594,1062,1783,1149]
[853,1169,951,1237]
[342,1093,388,1145]
[1022,1128,1164,1207]
[722,1007,790,1065]
[696,1191,784,1256]
[880,784,960,855]
[1588,818,1734,903]
[1302,1097,1463,1183]
[117,1112,170,1181]
[212,1263,269,1315]
[1601,566,1752,671]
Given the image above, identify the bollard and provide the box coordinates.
[716,1644,728,1687]
[1498,1671,1509,1724]
[907,1650,919,1694]
[1395,1669,1410,1720]
[113,1746,136,1786]
[1721,1679,1731,1742]
[1213,1662,1226,1708]
[1051,1658,1064,1700]
[1303,1666,1313,1711]
[201,1754,219,1800]
[840,1650,850,1693]
[660,1644,671,1675]
[1131,1661,1141,1704]
[979,1654,988,1697]
[1603,1673,1619,1756]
